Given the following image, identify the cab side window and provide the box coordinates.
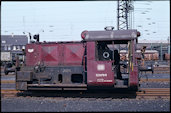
[96,41,113,61]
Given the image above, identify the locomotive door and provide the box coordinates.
[128,40,139,88]
[86,41,114,86]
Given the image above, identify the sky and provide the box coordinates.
[1,1,170,43]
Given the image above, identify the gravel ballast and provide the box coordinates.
[1,97,170,112]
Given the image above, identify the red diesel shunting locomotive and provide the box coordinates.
[16,29,141,91]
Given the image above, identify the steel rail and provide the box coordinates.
[1,88,170,99]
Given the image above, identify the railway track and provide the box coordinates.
[1,88,170,99]
[1,80,15,84]
[139,78,170,82]
[1,89,19,98]
[1,78,170,84]
[153,67,170,74]
[1,73,170,98]
[136,88,170,99]
[154,66,170,71]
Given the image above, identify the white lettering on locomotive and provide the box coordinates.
[104,80,112,82]
[97,79,112,82]
[96,73,107,77]
[97,79,104,82]
[97,64,105,71]
[62,69,71,73]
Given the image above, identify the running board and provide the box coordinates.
[27,83,87,88]
[27,84,87,90]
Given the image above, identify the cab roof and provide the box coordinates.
[84,29,140,41]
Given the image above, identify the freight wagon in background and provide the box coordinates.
[163,53,170,61]
[16,29,142,91]
[3,52,25,75]
[1,52,11,64]
[1,35,28,74]
[1,52,24,66]
[120,50,159,61]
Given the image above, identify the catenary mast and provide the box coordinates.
[117,0,134,30]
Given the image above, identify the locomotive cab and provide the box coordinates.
[83,29,140,90]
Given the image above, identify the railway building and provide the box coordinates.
[1,35,28,65]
